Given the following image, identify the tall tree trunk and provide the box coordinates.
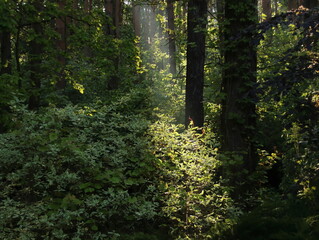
[185,0,207,128]
[262,0,272,20]
[105,0,122,38]
[15,28,22,88]
[28,22,43,110]
[167,0,176,75]
[220,0,258,173]
[288,0,300,10]
[288,0,318,10]
[56,0,67,89]
[301,0,318,8]
[132,4,141,37]
[105,0,122,89]
[84,0,92,12]
[0,31,12,75]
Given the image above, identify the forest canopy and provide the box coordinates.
[0,0,319,239]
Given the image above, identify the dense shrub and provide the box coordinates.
[149,115,238,239]
[0,99,160,239]
[235,197,319,240]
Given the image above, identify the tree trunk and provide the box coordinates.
[167,0,176,75]
[55,0,68,89]
[105,0,122,38]
[301,0,318,8]
[288,0,318,10]
[262,0,272,20]
[84,0,92,12]
[105,0,122,90]
[28,22,43,110]
[185,0,207,128]
[132,4,141,37]
[0,31,12,75]
[220,0,258,171]
[288,0,300,10]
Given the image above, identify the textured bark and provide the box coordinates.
[84,0,92,12]
[301,0,318,8]
[185,0,207,128]
[288,0,318,10]
[220,0,258,171]
[167,0,176,75]
[55,0,68,89]
[105,0,122,38]
[132,4,141,37]
[288,0,299,10]
[0,31,12,74]
[262,0,272,20]
[104,0,122,90]
[28,21,43,110]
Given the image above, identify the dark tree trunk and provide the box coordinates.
[0,31,12,75]
[220,0,258,171]
[167,0,176,75]
[104,0,122,90]
[55,0,68,90]
[288,0,300,10]
[84,0,93,12]
[185,0,207,128]
[105,0,122,38]
[288,0,318,10]
[262,0,272,20]
[28,22,43,110]
[301,0,318,8]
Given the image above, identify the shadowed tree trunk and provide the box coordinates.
[262,0,272,20]
[288,0,300,10]
[105,0,122,38]
[28,0,44,110]
[301,0,318,8]
[288,0,318,10]
[167,0,176,75]
[220,0,258,176]
[185,0,208,128]
[55,0,68,89]
[28,21,43,110]
[0,31,12,74]
[105,0,122,89]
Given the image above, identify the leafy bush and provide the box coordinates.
[235,197,319,240]
[0,101,160,239]
[149,115,237,239]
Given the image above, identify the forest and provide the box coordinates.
[0,0,319,239]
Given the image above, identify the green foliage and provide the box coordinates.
[149,115,237,239]
[235,197,319,240]
[0,100,160,239]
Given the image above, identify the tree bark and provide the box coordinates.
[132,4,141,37]
[288,0,300,10]
[220,0,258,171]
[301,0,318,8]
[0,31,12,75]
[262,0,272,20]
[185,0,207,128]
[105,0,122,38]
[55,0,68,89]
[167,0,176,75]
[28,22,43,110]
[104,0,122,90]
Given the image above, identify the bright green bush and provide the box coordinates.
[0,99,160,239]
[149,115,237,240]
